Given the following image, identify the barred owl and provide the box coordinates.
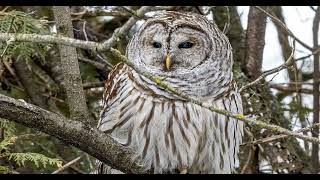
[97,11,244,174]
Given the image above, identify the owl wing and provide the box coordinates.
[96,63,134,174]
[98,63,131,132]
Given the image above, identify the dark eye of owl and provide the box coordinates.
[178,42,194,49]
[152,42,162,48]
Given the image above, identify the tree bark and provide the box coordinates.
[231,6,311,173]
[52,6,93,126]
[0,93,148,174]
[312,6,320,174]
[245,6,267,80]
[12,57,49,109]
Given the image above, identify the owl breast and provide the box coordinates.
[98,63,244,174]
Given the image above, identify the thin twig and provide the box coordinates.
[35,142,86,174]
[240,128,255,174]
[52,156,83,174]
[295,47,320,62]
[1,15,15,58]
[83,82,104,89]
[269,83,313,94]
[102,6,154,50]
[80,19,113,71]
[242,123,320,146]
[239,40,295,92]
[119,6,147,19]
[255,6,313,51]
[78,56,107,70]
[71,10,130,18]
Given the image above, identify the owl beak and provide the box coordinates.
[165,54,171,70]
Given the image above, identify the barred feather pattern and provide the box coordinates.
[97,63,244,174]
[96,11,244,174]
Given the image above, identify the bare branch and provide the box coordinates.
[52,156,83,174]
[83,82,104,89]
[312,6,320,173]
[255,6,313,51]
[240,41,295,92]
[71,10,131,18]
[71,6,174,19]
[270,83,313,94]
[102,6,154,50]
[242,123,320,146]
[295,47,320,61]
[78,56,109,70]
[35,142,85,174]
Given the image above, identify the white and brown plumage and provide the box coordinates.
[97,11,244,174]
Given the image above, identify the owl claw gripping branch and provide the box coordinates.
[97,11,244,174]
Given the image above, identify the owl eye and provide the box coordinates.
[152,42,162,48]
[178,42,194,49]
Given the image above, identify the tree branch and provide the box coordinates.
[239,41,295,92]
[0,93,148,174]
[255,6,313,51]
[78,56,108,70]
[242,123,320,146]
[269,83,313,94]
[245,6,267,80]
[52,155,83,174]
[102,6,154,50]
[312,6,320,173]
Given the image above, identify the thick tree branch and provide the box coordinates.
[0,93,148,174]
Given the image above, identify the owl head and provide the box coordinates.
[126,11,234,98]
